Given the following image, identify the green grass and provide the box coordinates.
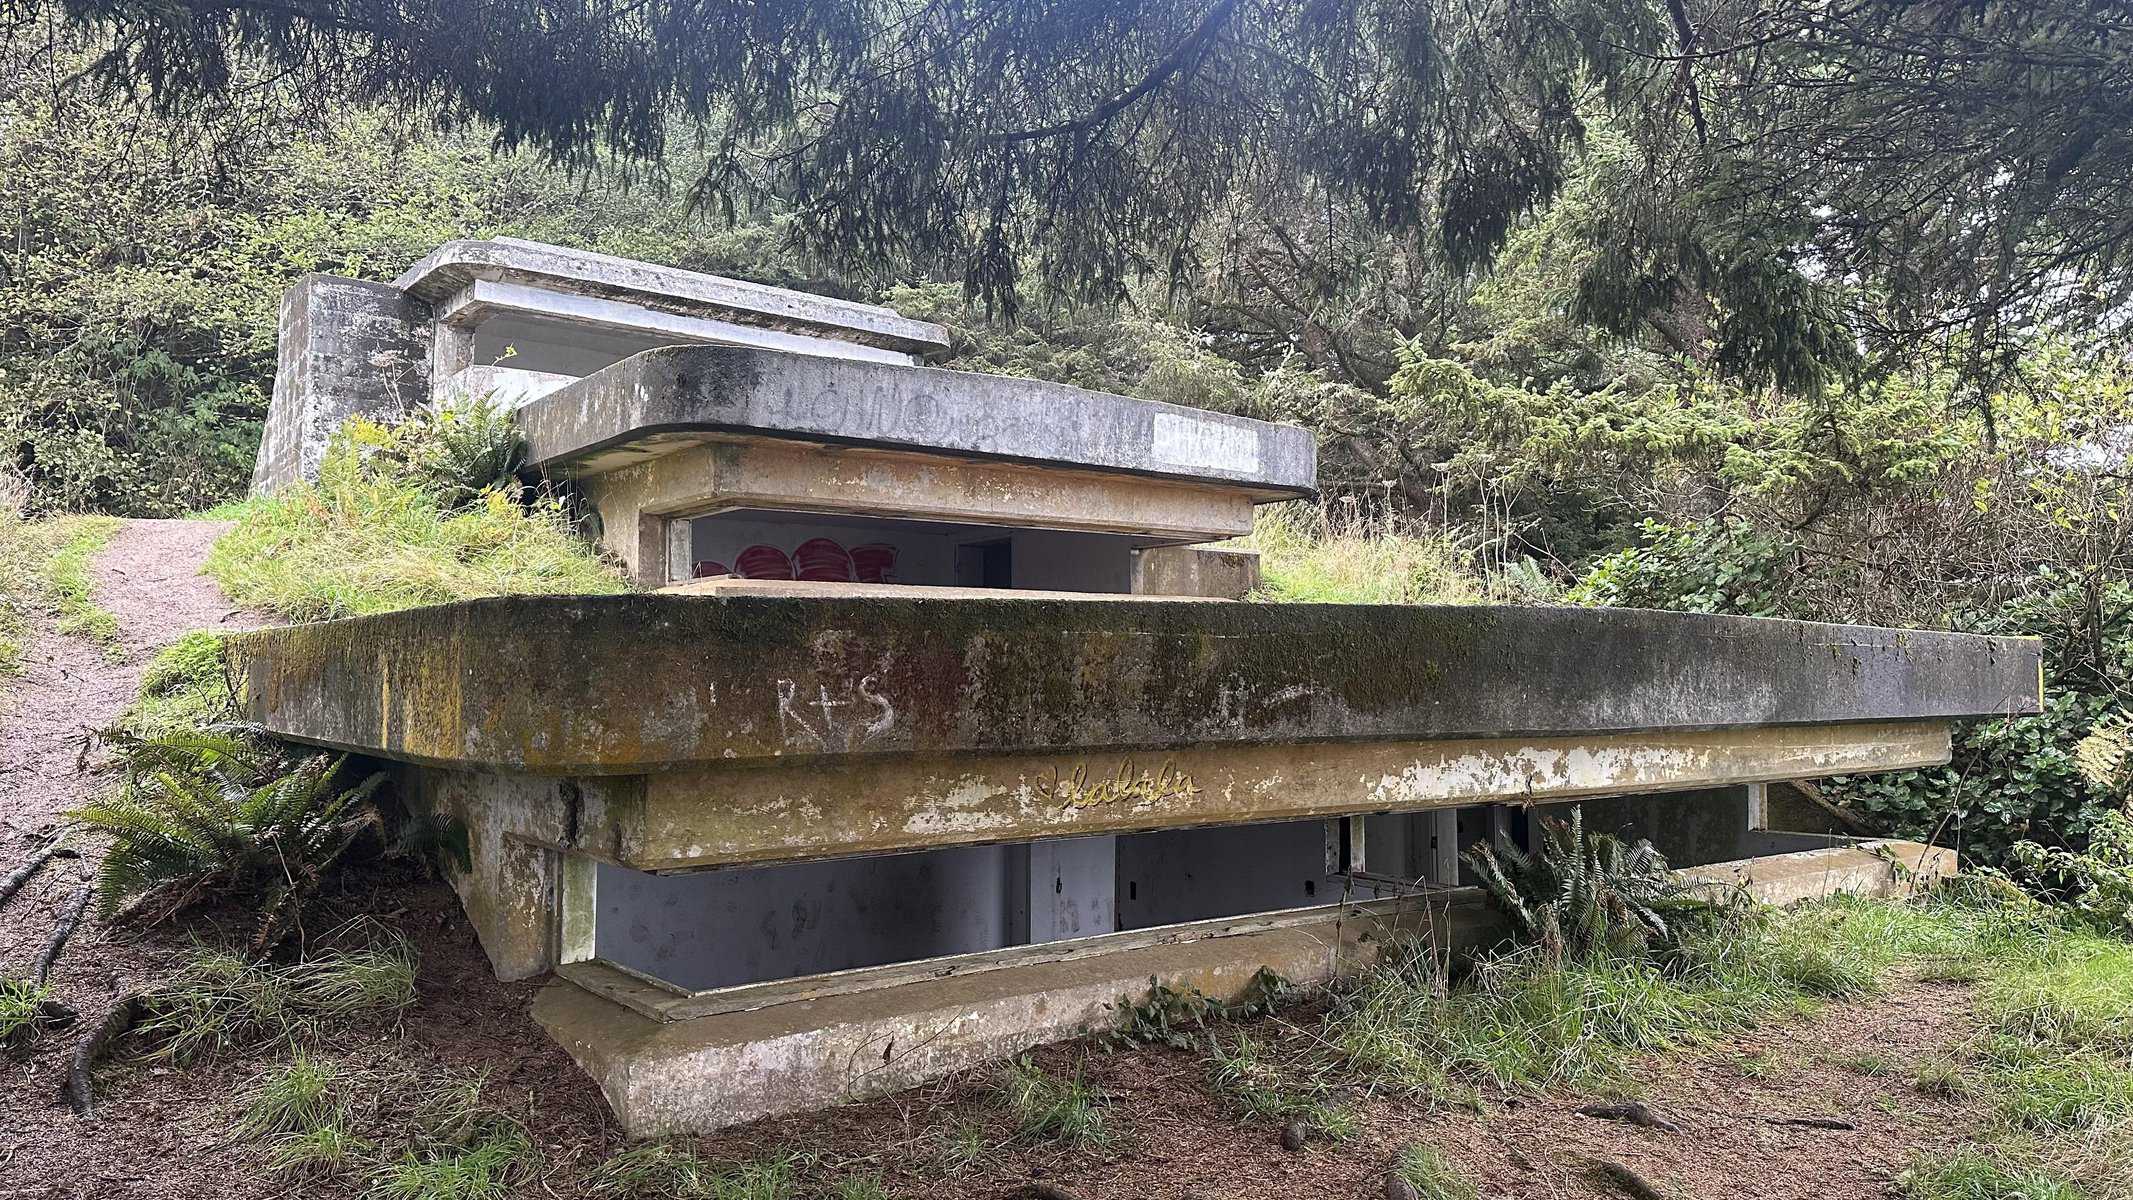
[1329,895,1989,1100]
[115,630,233,739]
[240,1053,344,1138]
[0,511,121,672]
[131,938,417,1063]
[1900,1149,2085,1200]
[999,1056,1116,1150]
[1205,1031,1357,1138]
[1393,1143,1478,1200]
[0,978,52,1043]
[205,460,623,622]
[370,1122,534,1200]
[44,515,122,649]
[585,1144,810,1199]
[1239,508,1480,605]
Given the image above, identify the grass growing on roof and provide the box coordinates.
[205,416,623,621]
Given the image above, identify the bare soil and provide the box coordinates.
[0,522,1993,1198]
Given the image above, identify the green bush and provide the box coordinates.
[1577,524,2130,869]
[1820,572,2131,868]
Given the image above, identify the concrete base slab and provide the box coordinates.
[1680,838,1955,904]
[535,838,1952,1136]
[533,906,1460,1136]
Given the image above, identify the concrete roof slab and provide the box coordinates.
[225,595,2042,774]
[394,238,950,356]
[516,345,1320,499]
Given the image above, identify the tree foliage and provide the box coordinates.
[12,0,2133,390]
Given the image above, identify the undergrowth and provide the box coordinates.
[1393,1143,1478,1200]
[999,1056,1117,1150]
[204,406,623,621]
[0,509,121,672]
[130,934,416,1063]
[116,629,233,739]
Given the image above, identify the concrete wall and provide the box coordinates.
[1007,528,1136,592]
[251,275,432,493]
[1131,546,1262,599]
[1575,785,1766,867]
[1115,819,1348,929]
[594,848,1019,991]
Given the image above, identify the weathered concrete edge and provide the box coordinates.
[516,345,1319,497]
[534,838,1948,1136]
[224,594,2044,775]
[394,238,950,354]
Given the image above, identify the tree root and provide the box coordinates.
[0,837,78,910]
[1759,1114,1856,1130]
[61,992,141,1119]
[1576,1100,1683,1133]
[32,881,94,985]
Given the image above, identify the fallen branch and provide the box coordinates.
[1759,1114,1856,1130]
[0,837,77,909]
[1581,1158,1676,1200]
[32,881,95,985]
[1576,1100,1683,1133]
[61,992,141,1119]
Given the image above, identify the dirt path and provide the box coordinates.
[0,518,271,1200]
[0,518,262,841]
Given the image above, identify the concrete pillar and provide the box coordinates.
[251,275,433,493]
[1130,545,1262,599]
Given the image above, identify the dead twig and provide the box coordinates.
[1576,1100,1683,1133]
[1759,1114,1856,1130]
[31,881,94,985]
[0,836,77,909]
[61,992,141,1119]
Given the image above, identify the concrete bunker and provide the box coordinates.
[239,239,2047,1136]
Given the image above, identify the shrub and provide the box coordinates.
[1461,804,1697,962]
[2007,807,2133,936]
[337,398,526,506]
[71,732,387,949]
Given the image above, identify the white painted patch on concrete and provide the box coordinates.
[1151,413,1260,474]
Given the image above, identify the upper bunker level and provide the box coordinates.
[252,237,1313,594]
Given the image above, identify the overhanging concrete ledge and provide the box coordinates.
[226,594,2042,774]
[516,344,1319,497]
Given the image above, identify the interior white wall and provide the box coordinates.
[594,846,1018,992]
[686,509,1142,592]
[687,511,961,583]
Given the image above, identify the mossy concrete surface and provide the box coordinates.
[224,594,2042,775]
